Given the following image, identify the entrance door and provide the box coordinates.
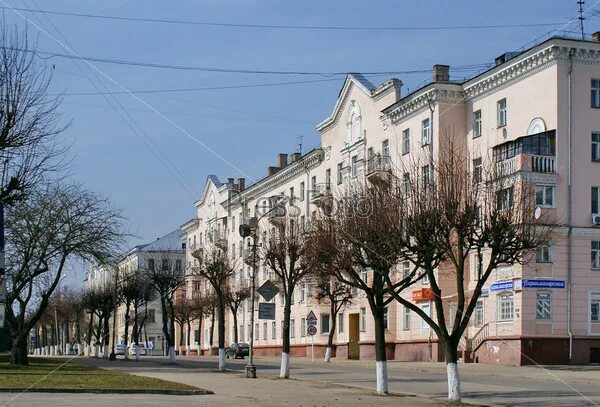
[348,313,360,360]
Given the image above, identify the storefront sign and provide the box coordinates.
[412,288,434,302]
[522,279,565,289]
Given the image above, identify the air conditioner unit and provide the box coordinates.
[593,214,600,226]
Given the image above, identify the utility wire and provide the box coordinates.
[0,46,493,76]
[0,6,566,31]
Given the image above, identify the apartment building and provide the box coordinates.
[181,34,600,365]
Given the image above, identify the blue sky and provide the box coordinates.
[0,0,586,257]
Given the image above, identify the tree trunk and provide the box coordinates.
[217,294,226,371]
[10,333,29,366]
[168,300,176,361]
[123,301,131,359]
[209,309,215,356]
[325,301,337,363]
[444,340,461,402]
[102,314,110,358]
[373,307,388,395]
[231,306,239,343]
[280,294,292,379]
[86,313,94,357]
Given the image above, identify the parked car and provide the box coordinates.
[129,343,148,356]
[115,344,126,355]
[225,343,249,359]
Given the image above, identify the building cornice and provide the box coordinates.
[384,85,465,125]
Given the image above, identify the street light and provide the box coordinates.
[239,202,279,379]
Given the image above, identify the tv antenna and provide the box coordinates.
[578,0,586,39]
[296,135,303,155]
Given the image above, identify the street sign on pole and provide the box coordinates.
[306,310,317,326]
[257,280,279,302]
[258,303,276,320]
[307,325,317,336]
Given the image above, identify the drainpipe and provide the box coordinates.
[567,49,574,362]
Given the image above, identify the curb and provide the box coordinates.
[0,388,213,395]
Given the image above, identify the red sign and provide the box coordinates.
[412,288,434,302]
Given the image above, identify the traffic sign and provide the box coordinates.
[307,325,317,336]
[306,310,317,326]
[258,303,276,320]
[257,280,279,302]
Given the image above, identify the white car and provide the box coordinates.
[128,343,148,356]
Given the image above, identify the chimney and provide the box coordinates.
[268,166,279,176]
[432,64,450,82]
[227,177,234,185]
[278,153,288,168]
[290,152,301,162]
[237,177,245,191]
[593,31,600,42]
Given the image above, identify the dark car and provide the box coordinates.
[225,343,249,359]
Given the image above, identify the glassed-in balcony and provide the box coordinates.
[493,130,556,176]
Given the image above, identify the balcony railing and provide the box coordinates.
[310,183,332,208]
[495,154,556,176]
[531,155,556,173]
[366,154,392,185]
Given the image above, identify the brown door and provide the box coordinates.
[348,313,360,360]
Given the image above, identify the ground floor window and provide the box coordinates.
[593,241,600,269]
[403,306,411,330]
[271,321,276,339]
[420,302,430,330]
[338,313,344,334]
[497,292,514,321]
[290,319,295,338]
[263,322,267,340]
[300,318,306,337]
[359,308,366,332]
[592,293,600,323]
[536,291,552,320]
[321,313,330,334]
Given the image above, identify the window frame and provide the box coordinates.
[592,133,600,161]
[593,241,600,270]
[536,291,553,321]
[473,109,482,138]
[421,118,431,146]
[535,184,555,208]
[402,129,410,155]
[591,291,600,323]
[402,305,411,331]
[497,98,507,127]
[593,186,599,214]
[473,299,484,327]
[592,79,600,108]
[320,313,330,334]
[536,241,553,263]
[359,308,366,332]
[337,162,343,185]
[497,292,514,322]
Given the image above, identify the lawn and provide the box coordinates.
[0,355,203,392]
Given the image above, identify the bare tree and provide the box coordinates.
[131,274,153,360]
[171,297,196,356]
[263,215,311,379]
[308,183,422,394]
[312,275,353,362]
[3,183,123,365]
[0,22,68,205]
[190,247,235,370]
[224,285,250,344]
[387,144,548,402]
[144,252,185,363]
[119,272,148,359]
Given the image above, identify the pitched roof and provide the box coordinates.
[140,229,184,252]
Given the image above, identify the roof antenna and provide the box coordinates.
[297,135,303,155]
[578,0,586,39]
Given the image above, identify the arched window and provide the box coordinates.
[346,100,362,144]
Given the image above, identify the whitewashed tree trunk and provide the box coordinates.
[280,352,290,379]
[447,362,461,402]
[135,345,140,361]
[168,346,175,363]
[324,347,332,363]
[218,348,226,371]
[102,346,108,359]
[376,361,389,395]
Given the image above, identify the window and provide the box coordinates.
[403,306,411,330]
[403,172,410,195]
[161,259,169,271]
[311,176,317,198]
[421,165,431,189]
[421,118,431,145]
[351,155,358,178]
[263,322,267,340]
[593,187,599,214]
[300,318,306,337]
[593,133,600,161]
[325,168,331,188]
[290,319,295,338]
[175,260,182,272]
[497,98,507,127]
[592,293,600,322]
[300,182,305,201]
[473,300,484,327]
[337,163,343,185]
[496,186,514,211]
[536,291,552,320]
[497,292,514,321]
[147,258,155,271]
[321,314,330,334]
[421,303,430,329]
[255,323,259,340]
[338,314,344,334]
[593,241,600,269]
[422,270,430,285]
[147,309,155,324]
[535,185,555,207]
[473,110,482,138]
[383,308,388,330]
[239,241,243,258]
[382,139,390,157]
[402,261,411,280]
[359,308,366,331]
[402,129,410,154]
[247,324,251,341]
[360,269,368,285]
[592,79,600,108]
[473,157,482,183]
[536,241,553,263]
[300,285,306,303]
[271,321,276,339]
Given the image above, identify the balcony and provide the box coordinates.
[208,229,228,251]
[366,154,392,185]
[495,154,556,177]
[310,183,332,209]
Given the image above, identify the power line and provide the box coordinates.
[2,46,491,76]
[0,6,566,31]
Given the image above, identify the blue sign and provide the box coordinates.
[522,279,565,289]
[490,281,514,291]
[480,289,490,297]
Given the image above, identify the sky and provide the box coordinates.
[0,0,591,281]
